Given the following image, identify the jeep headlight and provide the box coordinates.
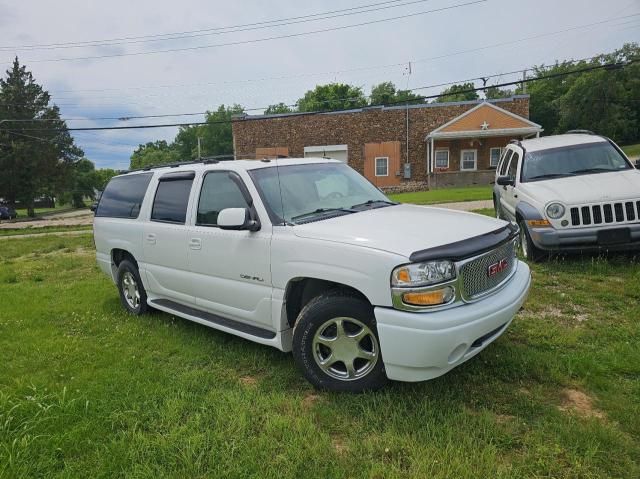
[546,202,565,219]
[391,260,456,287]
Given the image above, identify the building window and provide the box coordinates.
[375,157,389,176]
[490,147,503,168]
[435,149,449,169]
[460,150,477,171]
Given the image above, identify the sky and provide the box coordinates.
[0,0,638,170]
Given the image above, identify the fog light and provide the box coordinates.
[561,219,569,227]
[403,287,455,306]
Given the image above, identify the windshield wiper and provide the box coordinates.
[350,199,397,209]
[527,173,576,181]
[291,207,356,223]
[570,167,617,175]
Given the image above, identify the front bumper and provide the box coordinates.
[375,261,531,382]
[529,222,640,252]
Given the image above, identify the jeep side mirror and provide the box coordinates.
[218,208,260,231]
[635,159,640,169]
[496,175,515,187]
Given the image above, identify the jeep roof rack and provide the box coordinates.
[566,129,595,135]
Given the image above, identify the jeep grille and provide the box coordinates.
[458,239,517,300]
[569,200,640,227]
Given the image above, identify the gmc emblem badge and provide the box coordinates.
[487,258,509,277]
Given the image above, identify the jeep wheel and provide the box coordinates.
[292,291,388,392]
[518,221,545,262]
[116,260,149,315]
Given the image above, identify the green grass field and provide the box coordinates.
[622,143,640,158]
[388,185,492,205]
[1,233,639,478]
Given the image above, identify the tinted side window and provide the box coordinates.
[197,171,249,226]
[96,173,152,218]
[151,177,194,224]
[499,150,513,176]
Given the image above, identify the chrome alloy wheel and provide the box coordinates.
[122,271,141,309]
[312,317,379,381]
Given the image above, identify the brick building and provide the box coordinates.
[231,95,542,191]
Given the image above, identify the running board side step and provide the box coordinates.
[150,299,276,340]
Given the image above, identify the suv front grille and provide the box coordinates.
[570,200,640,227]
[458,240,517,300]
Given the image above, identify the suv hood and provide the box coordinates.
[292,204,506,259]
[520,169,640,205]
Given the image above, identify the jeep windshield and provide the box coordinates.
[521,141,632,182]
[249,162,395,225]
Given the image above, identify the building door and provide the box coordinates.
[363,141,401,187]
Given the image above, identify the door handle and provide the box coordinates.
[189,238,202,250]
[146,233,156,244]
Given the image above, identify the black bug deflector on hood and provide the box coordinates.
[409,223,519,263]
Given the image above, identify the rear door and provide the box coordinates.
[142,171,196,305]
[187,170,273,329]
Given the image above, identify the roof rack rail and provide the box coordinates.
[566,129,595,135]
[121,156,237,174]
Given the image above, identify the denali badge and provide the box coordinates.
[487,258,508,277]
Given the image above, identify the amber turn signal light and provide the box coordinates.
[527,219,551,227]
[402,287,454,306]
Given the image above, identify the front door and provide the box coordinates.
[187,170,273,329]
[500,151,520,220]
[142,171,196,305]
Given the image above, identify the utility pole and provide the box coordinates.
[522,70,527,94]
[197,137,202,160]
[405,61,411,177]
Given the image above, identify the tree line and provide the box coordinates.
[132,43,638,169]
[0,58,116,216]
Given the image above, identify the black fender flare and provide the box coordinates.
[515,201,544,222]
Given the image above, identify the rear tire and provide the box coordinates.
[518,221,545,262]
[292,290,388,393]
[116,260,149,315]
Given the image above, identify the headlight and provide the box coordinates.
[391,260,456,287]
[546,202,565,219]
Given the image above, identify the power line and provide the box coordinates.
[23,1,487,63]
[0,53,627,123]
[4,60,633,133]
[2,0,434,52]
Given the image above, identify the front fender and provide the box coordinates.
[515,201,544,221]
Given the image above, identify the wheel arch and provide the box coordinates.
[283,277,370,329]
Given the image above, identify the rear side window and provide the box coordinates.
[96,173,153,218]
[507,152,519,179]
[498,150,513,176]
[151,173,194,224]
[196,171,249,226]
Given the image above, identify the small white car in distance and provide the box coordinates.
[94,158,531,392]
[493,131,640,261]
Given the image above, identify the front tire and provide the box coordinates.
[116,259,149,315]
[292,291,388,392]
[518,221,545,262]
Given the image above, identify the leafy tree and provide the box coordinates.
[370,81,423,105]
[129,140,179,169]
[174,104,244,160]
[522,43,639,143]
[265,102,295,114]
[94,168,118,190]
[297,83,367,112]
[435,82,479,103]
[0,58,83,216]
[485,86,514,99]
[58,158,97,208]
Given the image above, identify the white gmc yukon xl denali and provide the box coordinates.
[94,158,531,392]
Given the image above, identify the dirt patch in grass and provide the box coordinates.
[521,304,590,326]
[332,436,349,455]
[302,392,322,409]
[239,375,258,387]
[558,388,605,420]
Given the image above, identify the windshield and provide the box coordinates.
[249,162,393,224]
[521,141,631,182]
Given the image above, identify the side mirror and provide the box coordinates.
[496,175,515,187]
[635,159,640,169]
[90,202,98,212]
[218,208,260,231]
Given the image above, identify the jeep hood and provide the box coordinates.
[292,204,506,259]
[519,169,640,205]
